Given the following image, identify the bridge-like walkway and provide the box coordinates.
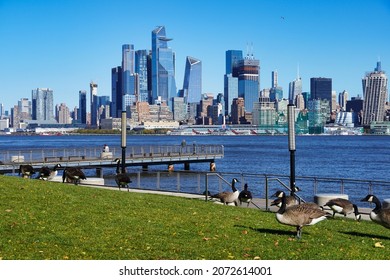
[0,144,224,174]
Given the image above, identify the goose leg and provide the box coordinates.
[296,226,303,239]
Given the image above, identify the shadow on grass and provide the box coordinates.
[341,231,390,240]
[234,224,297,237]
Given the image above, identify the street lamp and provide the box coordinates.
[121,102,127,174]
[288,104,296,190]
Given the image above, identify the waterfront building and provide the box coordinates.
[198,93,213,120]
[90,82,98,127]
[302,92,310,109]
[275,98,289,125]
[335,111,354,127]
[182,56,202,104]
[151,26,177,108]
[310,77,333,113]
[78,90,87,124]
[339,90,348,111]
[32,88,55,122]
[172,97,187,122]
[252,97,276,126]
[362,61,388,126]
[308,99,329,134]
[295,93,305,110]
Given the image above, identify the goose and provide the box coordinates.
[238,183,252,207]
[113,158,132,191]
[18,164,35,178]
[270,186,301,208]
[324,198,361,221]
[211,178,240,205]
[62,167,86,185]
[361,194,390,229]
[272,190,330,239]
[37,164,62,180]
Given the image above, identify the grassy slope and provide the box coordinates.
[0,176,389,260]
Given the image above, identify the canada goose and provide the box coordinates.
[113,158,132,191]
[324,198,361,221]
[37,164,62,180]
[18,164,35,178]
[62,167,86,185]
[361,194,390,229]
[238,183,253,207]
[211,178,240,205]
[272,190,330,239]
[270,186,301,208]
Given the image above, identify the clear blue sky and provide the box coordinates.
[0,0,389,111]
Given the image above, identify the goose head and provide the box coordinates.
[231,178,239,192]
[361,194,376,203]
[272,190,286,198]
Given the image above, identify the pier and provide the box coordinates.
[0,144,224,174]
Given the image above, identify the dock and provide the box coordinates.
[0,144,224,174]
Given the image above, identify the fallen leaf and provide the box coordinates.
[242,230,248,235]
[375,242,385,248]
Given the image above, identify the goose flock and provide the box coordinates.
[208,179,390,239]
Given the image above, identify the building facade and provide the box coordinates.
[182,56,202,104]
[31,88,55,122]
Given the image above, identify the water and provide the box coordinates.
[1,134,390,205]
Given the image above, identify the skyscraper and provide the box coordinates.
[122,44,136,97]
[151,26,177,107]
[90,82,98,127]
[135,50,150,103]
[182,56,202,104]
[236,52,260,112]
[31,88,54,122]
[339,90,348,111]
[224,50,242,117]
[362,61,388,126]
[111,66,122,117]
[310,77,333,112]
[289,77,302,105]
[78,90,87,124]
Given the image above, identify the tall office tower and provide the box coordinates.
[231,97,245,124]
[31,88,55,122]
[182,56,202,104]
[339,90,348,111]
[252,98,276,126]
[122,44,136,97]
[78,90,87,124]
[224,50,242,116]
[272,70,278,88]
[235,51,260,112]
[111,66,122,117]
[90,82,98,127]
[289,76,302,105]
[0,103,4,118]
[310,77,333,112]
[151,26,177,107]
[135,50,150,103]
[362,61,388,126]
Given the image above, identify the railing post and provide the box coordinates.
[156,172,160,190]
[205,173,209,202]
[340,179,344,194]
[265,175,269,211]
[177,172,180,192]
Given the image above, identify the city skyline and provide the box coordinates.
[0,0,389,111]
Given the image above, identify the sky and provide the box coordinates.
[0,0,389,112]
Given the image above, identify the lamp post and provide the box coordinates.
[287,104,296,190]
[121,109,127,174]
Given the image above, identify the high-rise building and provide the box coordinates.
[236,51,260,112]
[310,77,333,112]
[224,50,242,117]
[90,82,98,127]
[339,90,348,111]
[151,26,177,107]
[226,50,243,75]
[362,61,388,126]
[289,77,302,105]
[270,70,283,102]
[31,88,55,122]
[135,50,150,103]
[182,56,202,104]
[122,44,136,97]
[78,90,87,124]
[56,103,71,124]
[230,97,245,124]
[111,66,122,117]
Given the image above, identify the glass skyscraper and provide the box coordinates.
[122,44,136,97]
[224,50,242,116]
[182,56,202,104]
[310,77,333,112]
[90,82,98,127]
[362,62,388,126]
[152,26,177,108]
[237,56,260,112]
[135,50,150,103]
[78,90,87,124]
[111,66,122,118]
[31,88,54,122]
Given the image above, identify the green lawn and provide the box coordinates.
[0,176,389,260]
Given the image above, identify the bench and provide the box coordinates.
[68,155,86,160]
[44,156,63,162]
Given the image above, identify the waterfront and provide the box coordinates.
[1,134,389,205]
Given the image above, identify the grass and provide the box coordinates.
[0,176,389,260]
